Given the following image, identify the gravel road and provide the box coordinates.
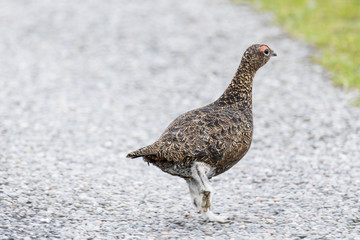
[1,0,359,239]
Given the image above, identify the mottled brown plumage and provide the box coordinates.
[127,44,276,222]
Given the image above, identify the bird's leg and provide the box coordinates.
[191,162,230,223]
[201,190,211,212]
[186,178,202,212]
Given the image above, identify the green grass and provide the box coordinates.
[240,0,360,90]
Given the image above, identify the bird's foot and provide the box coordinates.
[204,211,230,223]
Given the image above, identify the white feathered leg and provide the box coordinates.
[186,178,202,212]
[189,162,230,223]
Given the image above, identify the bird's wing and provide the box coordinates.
[155,107,238,163]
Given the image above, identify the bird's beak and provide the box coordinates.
[271,52,277,57]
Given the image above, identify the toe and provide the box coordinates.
[204,211,230,223]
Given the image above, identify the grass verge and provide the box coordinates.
[239,0,360,90]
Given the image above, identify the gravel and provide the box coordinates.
[0,0,359,239]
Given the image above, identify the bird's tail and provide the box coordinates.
[126,144,157,159]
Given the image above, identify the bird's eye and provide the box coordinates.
[264,49,269,55]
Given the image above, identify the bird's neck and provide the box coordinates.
[214,62,255,110]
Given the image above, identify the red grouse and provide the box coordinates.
[127,44,276,222]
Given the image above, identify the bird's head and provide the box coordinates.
[241,44,277,71]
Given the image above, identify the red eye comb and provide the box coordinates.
[260,45,268,51]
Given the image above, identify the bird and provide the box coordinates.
[127,44,276,222]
